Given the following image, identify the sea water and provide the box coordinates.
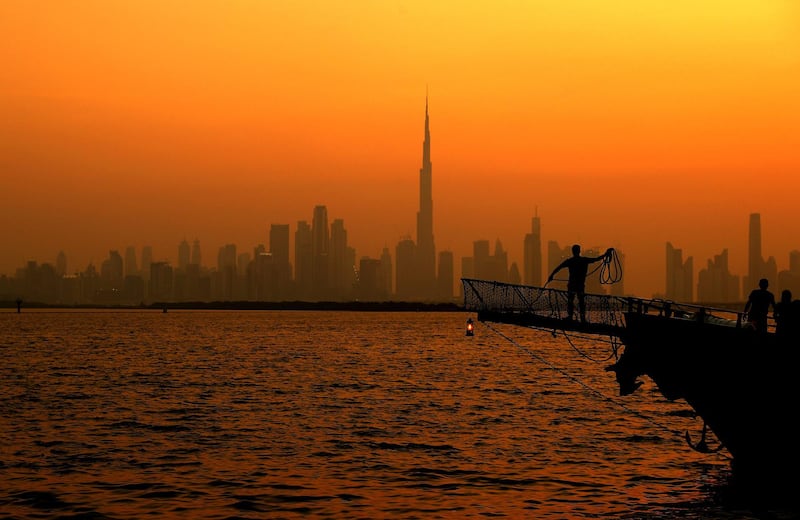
[0,310,793,519]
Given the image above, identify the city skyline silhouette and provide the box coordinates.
[2,3,799,299]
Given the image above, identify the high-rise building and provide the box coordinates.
[790,250,800,274]
[178,239,190,271]
[747,213,762,292]
[523,212,542,286]
[100,250,124,288]
[56,250,67,277]
[269,224,292,300]
[697,248,740,303]
[778,250,800,300]
[458,255,474,300]
[191,239,202,267]
[270,225,290,266]
[437,250,454,301]
[393,97,437,301]
[329,218,350,299]
[415,96,436,299]
[464,239,508,286]
[237,252,251,277]
[312,205,329,298]
[472,240,491,280]
[380,246,393,297]
[395,237,416,300]
[357,257,384,300]
[294,220,313,300]
[491,240,509,283]
[746,213,777,293]
[149,262,173,302]
[124,246,137,278]
[217,244,237,300]
[666,242,693,302]
[141,246,153,282]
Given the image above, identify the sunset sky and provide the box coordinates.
[2,1,799,297]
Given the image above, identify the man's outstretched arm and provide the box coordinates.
[547,260,568,283]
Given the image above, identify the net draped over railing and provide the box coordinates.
[461,278,747,333]
[462,278,628,330]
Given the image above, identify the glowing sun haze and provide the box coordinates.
[1,1,798,297]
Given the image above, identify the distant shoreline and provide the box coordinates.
[1,300,466,312]
[1,300,748,313]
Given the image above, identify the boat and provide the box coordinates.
[461,277,800,490]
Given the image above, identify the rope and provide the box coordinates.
[478,319,729,457]
[599,248,623,285]
[557,328,620,363]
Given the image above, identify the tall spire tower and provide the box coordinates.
[416,95,436,298]
[747,213,762,291]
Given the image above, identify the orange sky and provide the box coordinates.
[1,1,799,297]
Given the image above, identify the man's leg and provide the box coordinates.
[567,291,575,320]
[578,292,587,323]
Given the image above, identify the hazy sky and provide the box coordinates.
[2,1,799,297]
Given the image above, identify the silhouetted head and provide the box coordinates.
[782,289,792,303]
[759,278,769,290]
[571,244,581,256]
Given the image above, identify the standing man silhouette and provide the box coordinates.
[744,278,776,334]
[547,245,613,324]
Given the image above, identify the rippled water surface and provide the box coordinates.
[1,310,795,518]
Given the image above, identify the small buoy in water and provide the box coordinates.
[466,318,474,336]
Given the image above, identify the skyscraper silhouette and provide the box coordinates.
[123,247,137,278]
[329,218,353,299]
[415,96,436,298]
[56,250,67,277]
[747,213,762,292]
[746,213,778,295]
[394,97,437,301]
[312,205,330,298]
[523,211,542,286]
[191,239,202,267]
[295,221,313,299]
[666,242,693,302]
[141,246,152,283]
[178,239,190,271]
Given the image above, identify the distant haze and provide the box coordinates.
[2,2,799,298]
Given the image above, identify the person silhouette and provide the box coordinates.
[547,244,613,324]
[743,278,776,334]
[773,289,800,341]
[774,289,793,339]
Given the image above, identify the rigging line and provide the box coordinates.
[478,320,688,443]
[557,328,619,363]
[522,324,620,347]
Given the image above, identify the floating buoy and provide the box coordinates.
[466,318,474,336]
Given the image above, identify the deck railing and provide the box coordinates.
[461,278,751,333]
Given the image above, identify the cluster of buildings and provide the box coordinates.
[665,213,800,303]
[2,97,797,306]
[0,99,447,305]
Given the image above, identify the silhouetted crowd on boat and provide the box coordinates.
[743,278,800,340]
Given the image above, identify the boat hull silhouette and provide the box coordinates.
[610,311,799,486]
[461,278,799,488]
